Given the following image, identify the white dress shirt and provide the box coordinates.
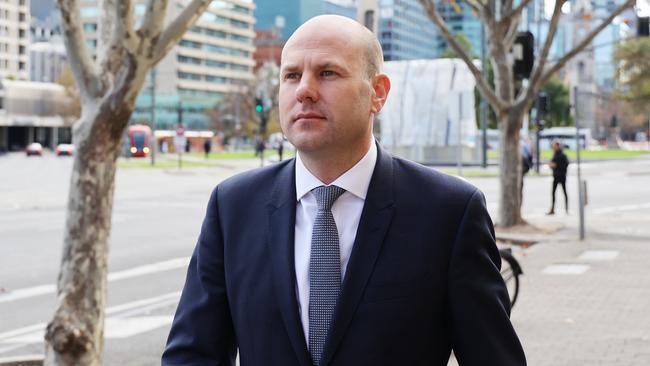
[294,141,378,344]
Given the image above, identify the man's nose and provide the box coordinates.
[295,74,319,103]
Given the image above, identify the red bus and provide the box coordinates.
[128,124,152,157]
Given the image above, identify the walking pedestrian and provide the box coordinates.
[203,139,211,159]
[547,140,569,215]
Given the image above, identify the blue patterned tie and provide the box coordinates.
[309,185,346,366]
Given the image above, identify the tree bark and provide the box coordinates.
[44,103,133,366]
[498,106,526,227]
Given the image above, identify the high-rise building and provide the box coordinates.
[79,0,256,131]
[0,0,30,80]
[29,37,66,82]
[377,0,438,61]
[252,0,357,69]
[435,2,483,57]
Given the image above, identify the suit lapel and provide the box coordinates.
[267,160,313,366]
[321,145,395,366]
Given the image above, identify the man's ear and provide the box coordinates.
[370,74,391,114]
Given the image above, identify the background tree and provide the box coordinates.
[538,76,574,128]
[56,64,81,120]
[615,37,650,115]
[417,0,635,227]
[45,0,213,364]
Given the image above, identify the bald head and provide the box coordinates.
[282,15,384,79]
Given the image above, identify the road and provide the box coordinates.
[1,151,649,365]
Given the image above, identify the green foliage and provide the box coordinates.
[537,77,574,128]
[614,37,650,115]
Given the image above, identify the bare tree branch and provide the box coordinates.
[523,0,566,101]
[152,0,213,65]
[57,0,101,101]
[418,0,508,112]
[540,0,635,86]
[503,0,535,22]
[463,0,485,18]
[98,0,136,77]
[137,0,169,60]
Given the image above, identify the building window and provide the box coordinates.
[206,75,227,83]
[83,23,97,32]
[231,19,249,29]
[179,40,201,49]
[178,55,202,65]
[364,10,375,32]
[19,45,25,54]
[230,64,249,72]
[19,61,25,70]
[178,72,201,81]
[205,28,227,38]
[206,59,227,68]
[19,12,26,21]
[81,7,100,17]
[19,29,25,38]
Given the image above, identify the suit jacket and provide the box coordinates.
[162,144,526,366]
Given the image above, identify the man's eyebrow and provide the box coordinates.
[280,64,300,74]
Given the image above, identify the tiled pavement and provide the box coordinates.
[499,212,650,366]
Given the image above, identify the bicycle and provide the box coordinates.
[499,248,523,308]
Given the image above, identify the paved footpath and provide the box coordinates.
[496,211,650,366]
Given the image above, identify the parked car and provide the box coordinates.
[26,142,43,156]
[55,143,74,156]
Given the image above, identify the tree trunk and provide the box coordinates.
[44,103,132,366]
[498,107,526,227]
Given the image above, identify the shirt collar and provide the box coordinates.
[295,141,377,201]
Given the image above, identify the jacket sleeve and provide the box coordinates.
[447,189,527,366]
[162,186,237,366]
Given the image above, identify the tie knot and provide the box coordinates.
[312,185,346,211]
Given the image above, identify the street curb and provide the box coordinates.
[0,355,44,366]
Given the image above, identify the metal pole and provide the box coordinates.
[480,23,488,168]
[178,101,182,170]
[150,68,157,166]
[574,87,585,240]
[457,92,463,176]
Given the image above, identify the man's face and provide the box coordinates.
[279,28,375,156]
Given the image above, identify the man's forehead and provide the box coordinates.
[282,40,358,68]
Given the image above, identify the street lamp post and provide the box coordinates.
[574,87,586,240]
[150,68,157,166]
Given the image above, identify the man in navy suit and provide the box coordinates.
[162,15,526,366]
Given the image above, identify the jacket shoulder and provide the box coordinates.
[214,159,293,200]
[391,156,480,200]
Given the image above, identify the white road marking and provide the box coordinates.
[578,250,619,261]
[592,202,650,214]
[543,263,590,275]
[0,258,188,304]
[0,292,180,351]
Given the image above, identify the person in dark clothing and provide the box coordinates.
[203,139,211,159]
[547,140,569,214]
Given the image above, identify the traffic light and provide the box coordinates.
[537,92,549,115]
[638,17,649,37]
[513,31,534,80]
[255,97,264,114]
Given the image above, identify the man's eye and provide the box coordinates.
[284,73,300,80]
[321,70,336,77]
